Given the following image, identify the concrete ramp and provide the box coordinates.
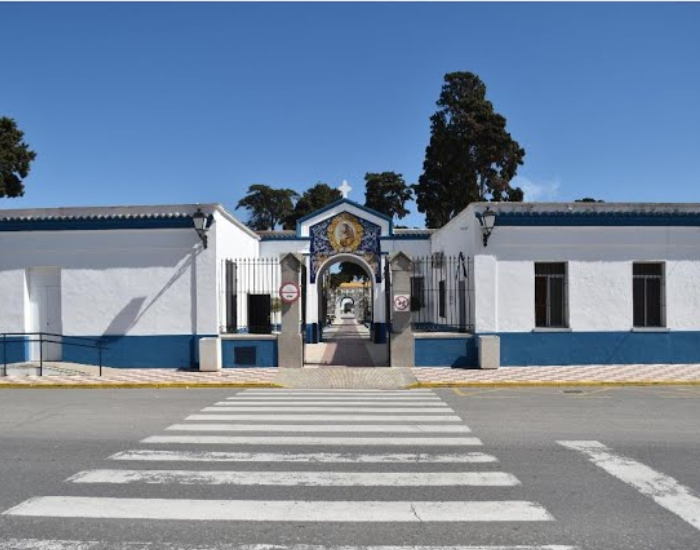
[274,367,418,389]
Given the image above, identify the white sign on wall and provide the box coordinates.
[393,294,410,312]
[279,282,300,304]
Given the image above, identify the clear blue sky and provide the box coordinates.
[1,2,699,228]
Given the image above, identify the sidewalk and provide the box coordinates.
[411,364,700,387]
[0,365,280,388]
[2,363,700,388]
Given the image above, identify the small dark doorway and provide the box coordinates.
[248,294,272,334]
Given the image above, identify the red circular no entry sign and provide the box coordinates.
[279,282,300,304]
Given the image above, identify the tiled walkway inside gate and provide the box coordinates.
[304,317,388,367]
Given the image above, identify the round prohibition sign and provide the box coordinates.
[279,282,301,304]
[394,294,410,312]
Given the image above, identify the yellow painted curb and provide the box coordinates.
[406,380,700,388]
[0,382,284,390]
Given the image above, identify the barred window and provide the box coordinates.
[410,276,425,311]
[633,263,664,327]
[535,263,567,328]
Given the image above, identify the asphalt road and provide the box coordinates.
[0,386,698,550]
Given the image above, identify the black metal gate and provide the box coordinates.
[384,257,392,366]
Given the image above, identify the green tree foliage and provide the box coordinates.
[236,184,298,230]
[284,182,341,229]
[0,117,37,198]
[414,72,525,228]
[329,262,370,288]
[364,171,413,220]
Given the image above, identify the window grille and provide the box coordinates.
[535,263,567,328]
[633,263,664,327]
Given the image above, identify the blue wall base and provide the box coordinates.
[62,334,213,369]
[221,339,278,368]
[496,331,700,366]
[415,336,478,367]
[1,337,29,364]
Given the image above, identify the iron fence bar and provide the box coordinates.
[39,333,43,377]
[3,334,6,377]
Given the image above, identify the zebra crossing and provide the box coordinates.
[2,389,576,549]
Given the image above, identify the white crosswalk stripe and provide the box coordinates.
[223,397,444,401]
[141,435,484,446]
[212,400,448,406]
[185,414,462,422]
[201,406,451,412]
[0,541,578,550]
[5,497,554,522]
[108,449,499,463]
[67,469,520,487]
[559,440,700,532]
[164,423,472,433]
[2,388,565,547]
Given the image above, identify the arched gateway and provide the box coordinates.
[256,194,432,366]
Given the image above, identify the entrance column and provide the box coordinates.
[389,252,414,367]
[278,253,304,368]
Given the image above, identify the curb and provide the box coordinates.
[407,380,700,388]
[0,382,283,390]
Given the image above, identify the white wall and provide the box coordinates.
[0,227,217,337]
[380,239,432,257]
[259,239,309,258]
[0,268,26,333]
[213,209,261,332]
[475,224,700,333]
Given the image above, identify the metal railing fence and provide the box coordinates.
[219,257,282,334]
[2,333,107,377]
[410,254,473,333]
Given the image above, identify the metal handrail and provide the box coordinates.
[2,332,107,377]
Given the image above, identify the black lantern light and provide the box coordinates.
[192,208,210,249]
[480,207,496,247]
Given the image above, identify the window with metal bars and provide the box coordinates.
[633,263,664,327]
[534,263,567,328]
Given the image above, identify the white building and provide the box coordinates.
[2,198,699,369]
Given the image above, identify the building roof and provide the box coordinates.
[0,203,259,238]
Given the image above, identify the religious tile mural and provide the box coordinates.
[309,212,381,283]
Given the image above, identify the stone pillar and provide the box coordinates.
[389,252,414,367]
[278,253,304,368]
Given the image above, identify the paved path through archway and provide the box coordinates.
[304,318,386,367]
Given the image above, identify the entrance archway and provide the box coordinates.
[303,254,388,366]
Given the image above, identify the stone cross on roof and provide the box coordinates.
[339,179,352,199]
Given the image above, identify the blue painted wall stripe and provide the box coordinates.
[0,217,194,232]
[495,212,700,227]
[415,336,478,367]
[61,334,212,369]
[221,339,277,368]
[495,331,700,366]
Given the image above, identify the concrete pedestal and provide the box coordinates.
[278,332,303,368]
[199,337,221,371]
[478,335,500,369]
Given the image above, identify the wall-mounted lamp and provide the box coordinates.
[479,207,497,247]
[192,208,211,249]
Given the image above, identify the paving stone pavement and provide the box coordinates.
[412,364,700,384]
[274,366,417,389]
[3,362,700,388]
